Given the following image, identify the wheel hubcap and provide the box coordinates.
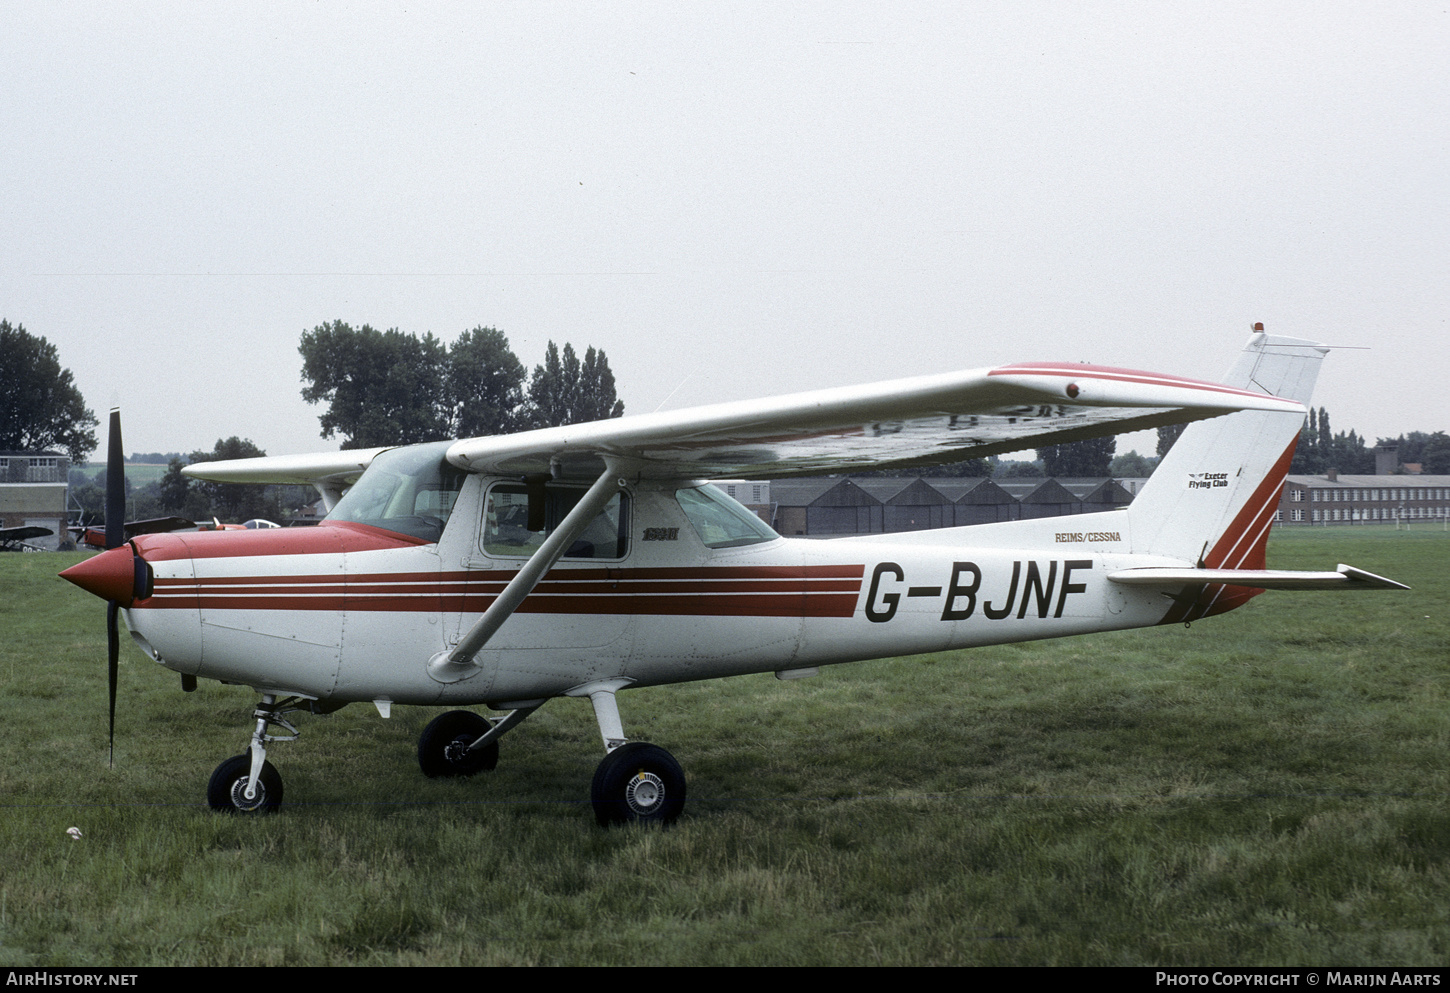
[625,771,664,814]
[444,736,471,766]
[228,777,266,811]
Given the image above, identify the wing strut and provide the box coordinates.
[427,466,625,684]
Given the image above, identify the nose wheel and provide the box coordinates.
[207,751,283,814]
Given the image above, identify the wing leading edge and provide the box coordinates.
[182,448,387,511]
[181,357,1305,488]
[446,362,1304,481]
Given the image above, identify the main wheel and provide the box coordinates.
[590,742,686,827]
[207,751,283,814]
[417,710,499,778]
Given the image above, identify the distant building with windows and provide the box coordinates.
[1276,473,1450,525]
[0,451,71,549]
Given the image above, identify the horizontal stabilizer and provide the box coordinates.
[1107,564,1409,591]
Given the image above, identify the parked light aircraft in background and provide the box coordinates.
[61,329,1406,825]
[0,525,53,552]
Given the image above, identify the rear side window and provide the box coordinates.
[483,484,629,560]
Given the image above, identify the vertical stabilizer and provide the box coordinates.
[1128,332,1328,574]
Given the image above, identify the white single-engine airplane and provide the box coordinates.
[61,329,1407,824]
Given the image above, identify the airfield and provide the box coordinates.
[1,525,1445,966]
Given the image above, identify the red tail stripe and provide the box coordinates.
[1204,438,1297,571]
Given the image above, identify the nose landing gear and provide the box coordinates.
[206,694,301,815]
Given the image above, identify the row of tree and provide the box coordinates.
[298,322,624,449]
[1159,409,1450,476]
[68,323,629,524]
[69,438,308,525]
[12,314,1450,527]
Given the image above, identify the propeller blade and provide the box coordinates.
[105,409,124,551]
[107,600,119,769]
[105,409,123,767]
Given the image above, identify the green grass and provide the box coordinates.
[0,527,1446,965]
[74,463,170,487]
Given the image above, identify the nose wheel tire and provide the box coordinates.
[417,710,499,778]
[590,742,685,827]
[207,751,283,814]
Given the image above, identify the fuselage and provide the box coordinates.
[78,474,1192,709]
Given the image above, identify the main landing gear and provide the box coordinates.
[590,742,685,827]
[207,684,686,826]
[411,682,687,826]
[571,681,686,826]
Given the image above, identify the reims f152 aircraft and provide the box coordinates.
[61,329,1406,825]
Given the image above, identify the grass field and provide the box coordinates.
[0,527,1445,966]
[74,463,170,487]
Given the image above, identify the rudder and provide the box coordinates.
[1128,331,1328,568]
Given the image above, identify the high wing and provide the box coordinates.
[182,361,1302,489]
[0,525,52,542]
[0,525,53,550]
[446,362,1304,481]
[183,447,386,510]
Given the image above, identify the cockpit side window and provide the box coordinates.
[482,484,630,560]
[324,442,464,543]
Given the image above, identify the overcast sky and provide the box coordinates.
[3,2,1446,461]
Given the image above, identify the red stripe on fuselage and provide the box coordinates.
[139,564,866,618]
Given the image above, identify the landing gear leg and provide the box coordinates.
[206,694,300,814]
[572,681,686,827]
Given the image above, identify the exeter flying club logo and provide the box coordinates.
[1187,472,1230,490]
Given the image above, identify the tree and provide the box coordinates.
[1420,432,1450,474]
[522,341,625,429]
[159,457,192,515]
[1156,422,1185,458]
[1037,436,1116,477]
[299,321,451,448]
[917,458,992,478]
[299,324,624,443]
[185,438,279,522]
[447,326,526,437]
[1109,450,1158,477]
[0,319,97,462]
[575,345,626,424]
[994,459,1045,478]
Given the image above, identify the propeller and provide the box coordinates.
[60,410,161,768]
[104,408,124,768]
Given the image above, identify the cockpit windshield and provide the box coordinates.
[675,484,779,548]
[325,442,465,543]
